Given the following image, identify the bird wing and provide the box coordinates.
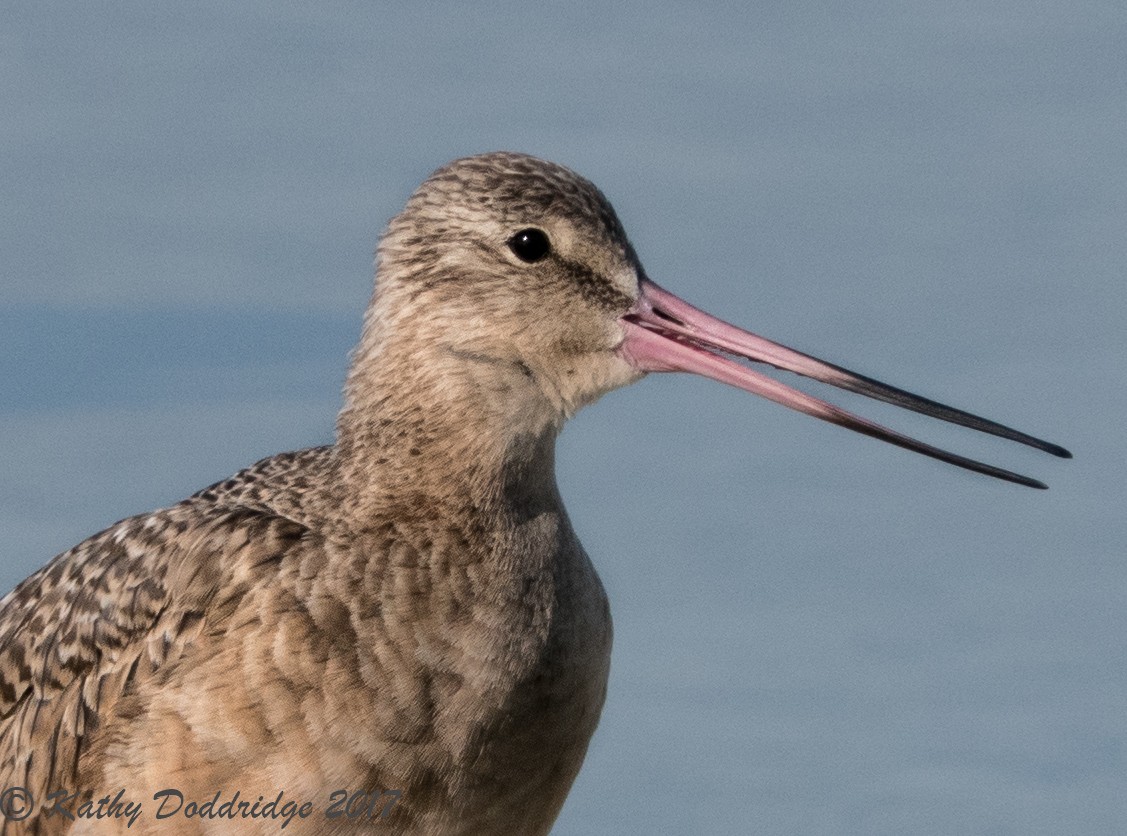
[0,450,322,819]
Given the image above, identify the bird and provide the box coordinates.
[0,152,1069,834]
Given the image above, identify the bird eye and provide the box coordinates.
[507,228,551,263]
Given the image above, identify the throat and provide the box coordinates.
[331,343,565,524]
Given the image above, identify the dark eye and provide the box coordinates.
[507,228,551,263]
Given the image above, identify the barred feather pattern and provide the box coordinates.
[0,438,612,835]
[0,450,320,832]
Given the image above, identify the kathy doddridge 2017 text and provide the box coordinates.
[0,786,402,829]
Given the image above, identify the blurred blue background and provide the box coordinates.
[2,2,1122,833]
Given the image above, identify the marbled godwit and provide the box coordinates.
[0,153,1068,834]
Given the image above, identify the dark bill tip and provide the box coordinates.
[620,280,1070,489]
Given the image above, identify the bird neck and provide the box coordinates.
[331,330,565,529]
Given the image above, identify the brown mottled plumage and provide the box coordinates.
[0,153,640,834]
[0,151,1069,835]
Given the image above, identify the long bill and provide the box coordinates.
[618,279,1070,489]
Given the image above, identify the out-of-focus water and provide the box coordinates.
[2,3,1121,833]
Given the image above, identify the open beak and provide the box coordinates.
[618,279,1070,489]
